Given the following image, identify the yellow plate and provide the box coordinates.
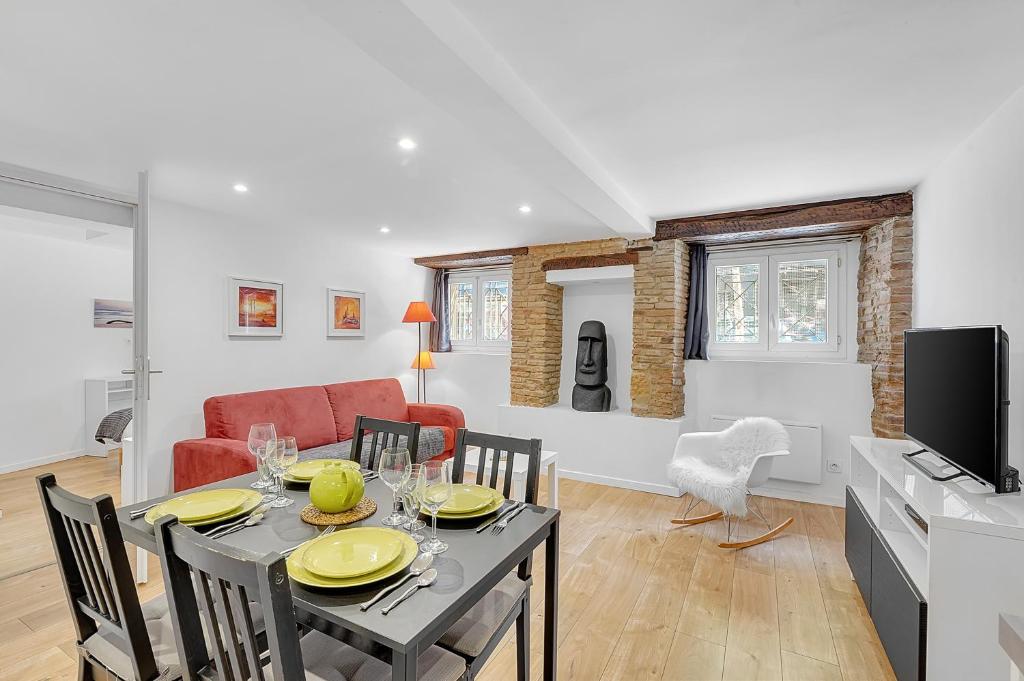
[301,527,405,579]
[286,531,418,589]
[145,489,262,526]
[287,459,360,480]
[146,489,247,523]
[440,484,502,514]
[436,495,506,520]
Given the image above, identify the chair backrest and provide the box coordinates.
[451,430,543,505]
[349,415,421,470]
[155,515,303,681]
[717,417,790,470]
[36,473,160,681]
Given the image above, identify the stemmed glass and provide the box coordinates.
[399,464,424,543]
[417,460,452,555]
[379,448,411,527]
[266,437,298,508]
[247,423,276,502]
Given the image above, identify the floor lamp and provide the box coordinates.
[411,350,436,402]
[402,301,436,403]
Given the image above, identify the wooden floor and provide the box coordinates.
[0,455,895,681]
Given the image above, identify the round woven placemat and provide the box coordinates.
[300,497,377,527]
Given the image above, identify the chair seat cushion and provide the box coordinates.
[667,456,750,516]
[438,573,529,658]
[289,630,466,681]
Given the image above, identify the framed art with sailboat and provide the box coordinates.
[228,276,283,337]
[327,287,365,337]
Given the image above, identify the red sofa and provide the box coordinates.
[172,378,464,491]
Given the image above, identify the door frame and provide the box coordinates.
[0,162,150,577]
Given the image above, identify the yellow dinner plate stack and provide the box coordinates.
[284,458,360,484]
[435,484,505,520]
[286,527,417,589]
[144,489,262,526]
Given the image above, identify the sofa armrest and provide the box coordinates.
[407,403,466,432]
[173,438,253,492]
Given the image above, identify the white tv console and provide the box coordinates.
[848,436,1024,681]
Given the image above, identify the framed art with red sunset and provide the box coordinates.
[327,288,365,337]
[228,277,284,337]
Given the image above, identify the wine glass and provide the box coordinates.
[378,448,411,526]
[400,464,424,543]
[417,460,452,555]
[266,437,298,508]
[247,423,276,500]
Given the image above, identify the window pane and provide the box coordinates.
[715,264,760,343]
[449,280,474,342]
[777,259,828,343]
[482,279,510,341]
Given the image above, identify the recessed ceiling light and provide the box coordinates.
[518,204,532,214]
[397,138,417,151]
[233,183,248,193]
[379,225,391,234]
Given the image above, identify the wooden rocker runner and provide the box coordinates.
[667,417,795,550]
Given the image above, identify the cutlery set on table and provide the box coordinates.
[130,463,530,616]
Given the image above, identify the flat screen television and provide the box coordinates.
[904,326,1014,491]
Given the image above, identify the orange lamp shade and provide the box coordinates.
[402,301,436,323]
[411,350,436,370]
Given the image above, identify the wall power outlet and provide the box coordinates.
[827,460,843,474]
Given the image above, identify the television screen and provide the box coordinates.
[904,326,1005,487]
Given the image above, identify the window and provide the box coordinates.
[707,242,851,360]
[448,269,511,351]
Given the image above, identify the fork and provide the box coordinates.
[281,524,336,557]
[492,504,527,534]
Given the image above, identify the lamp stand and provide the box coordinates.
[416,321,423,403]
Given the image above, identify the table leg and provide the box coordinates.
[392,648,417,681]
[547,461,559,508]
[544,518,559,680]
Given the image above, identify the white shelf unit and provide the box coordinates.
[84,376,134,455]
[848,436,1024,681]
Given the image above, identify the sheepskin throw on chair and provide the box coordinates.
[667,417,794,549]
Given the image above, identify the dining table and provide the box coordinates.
[117,472,560,681]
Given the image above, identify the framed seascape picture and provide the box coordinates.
[93,298,133,328]
[228,277,283,337]
[327,288,365,337]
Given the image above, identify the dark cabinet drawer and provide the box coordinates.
[870,533,927,681]
[844,487,873,611]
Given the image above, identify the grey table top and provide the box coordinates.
[118,473,559,653]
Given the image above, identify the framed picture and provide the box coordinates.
[228,277,283,337]
[326,288,365,337]
[93,298,133,328]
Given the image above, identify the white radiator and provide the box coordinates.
[708,415,823,484]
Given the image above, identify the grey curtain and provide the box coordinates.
[684,243,709,360]
[429,269,451,352]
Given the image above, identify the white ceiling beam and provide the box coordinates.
[303,0,652,237]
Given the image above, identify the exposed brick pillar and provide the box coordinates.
[509,239,626,407]
[631,239,688,418]
[857,216,913,438]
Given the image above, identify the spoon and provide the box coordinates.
[381,568,438,615]
[359,552,434,611]
[208,512,264,540]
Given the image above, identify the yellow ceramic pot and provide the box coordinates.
[308,462,364,513]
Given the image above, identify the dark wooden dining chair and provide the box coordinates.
[349,415,421,470]
[154,515,466,681]
[36,473,174,681]
[443,429,543,681]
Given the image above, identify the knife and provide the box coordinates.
[475,501,522,533]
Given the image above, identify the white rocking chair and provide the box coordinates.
[667,417,794,549]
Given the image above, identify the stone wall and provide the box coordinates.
[631,239,688,418]
[857,216,914,438]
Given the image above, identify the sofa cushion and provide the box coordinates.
[204,386,337,450]
[324,378,409,442]
[300,427,447,466]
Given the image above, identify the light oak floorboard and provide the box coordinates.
[1,456,895,681]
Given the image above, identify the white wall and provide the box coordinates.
[558,280,633,411]
[915,82,1024,472]
[427,352,509,433]
[0,228,132,472]
[145,200,432,495]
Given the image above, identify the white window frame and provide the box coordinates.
[707,241,851,361]
[448,268,512,353]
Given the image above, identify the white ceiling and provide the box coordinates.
[0,205,133,251]
[1,0,1022,255]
